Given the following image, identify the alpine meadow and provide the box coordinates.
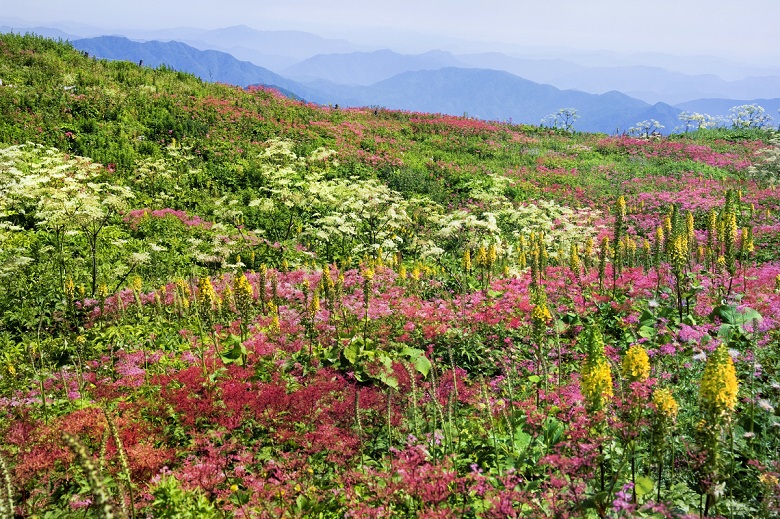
[2,33,780,518]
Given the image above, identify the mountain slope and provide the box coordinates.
[305,67,677,133]
[70,36,329,102]
[548,65,780,104]
[675,98,780,120]
[283,49,464,85]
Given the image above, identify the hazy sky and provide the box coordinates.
[5,0,779,62]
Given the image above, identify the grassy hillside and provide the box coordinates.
[1,33,780,518]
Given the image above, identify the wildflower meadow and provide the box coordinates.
[1,33,780,518]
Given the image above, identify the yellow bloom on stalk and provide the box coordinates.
[741,227,754,254]
[616,195,627,219]
[585,237,594,257]
[686,211,695,243]
[309,291,320,315]
[462,249,472,271]
[582,358,613,411]
[197,276,219,310]
[475,246,488,269]
[175,278,191,297]
[652,388,680,421]
[221,284,234,307]
[707,209,718,243]
[622,345,651,382]
[234,272,254,301]
[487,243,497,267]
[64,278,75,300]
[569,244,581,274]
[626,236,637,262]
[655,225,665,247]
[131,275,143,293]
[670,234,688,274]
[725,211,738,244]
[321,265,334,292]
[663,215,672,235]
[580,326,613,411]
[531,301,552,324]
[700,344,739,416]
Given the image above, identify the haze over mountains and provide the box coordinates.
[3,19,779,134]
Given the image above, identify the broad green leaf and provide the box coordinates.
[343,341,359,364]
[413,354,431,378]
[635,476,655,499]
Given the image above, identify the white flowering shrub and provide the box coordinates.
[747,138,780,186]
[729,104,773,129]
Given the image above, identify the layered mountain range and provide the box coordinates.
[3,22,779,134]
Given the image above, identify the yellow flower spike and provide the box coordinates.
[569,244,581,274]
[462,249,472,271]
[652,388,679,421]
[582,358,613,411]
[309,292,320,315]
[741,227,754,254]
[580,325,613,411]
[700,344,739,416]
[670,234,689,275]
[531,301,552,324]
[64,278,75,300]
[234,273,254,301]
[686,211,695,243]
[622,345,650,382]
[656,225,665,246]
[616,195,627,219]
[475,246,488,269]
[197,276,219,311]
[487,244,497,267]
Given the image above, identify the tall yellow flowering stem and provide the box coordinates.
[651,388,679,501]
[531,287,552,392]
[612,196,627,295]
[621,344,651,503]
[580,324,613,494]
[195,276,221,380]
[698,344,739,516]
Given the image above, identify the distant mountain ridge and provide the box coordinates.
[285,50,780,106]
[305,67,676,133]
[282,49,465,85]
[64,35,780,135]
[70,36,329,102]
